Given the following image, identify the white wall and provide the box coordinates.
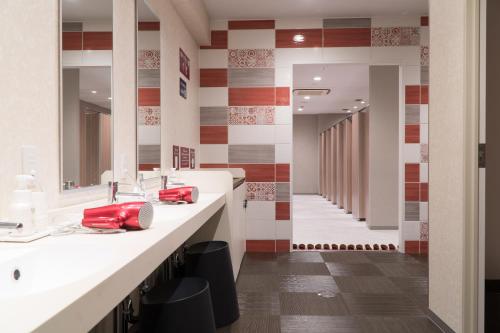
[0,0,207,216]
[368,66,399,229]
[293,115,319,194]
[429,0,479,331]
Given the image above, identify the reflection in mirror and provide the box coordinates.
[137,0,161,180]
[61,0,113,191]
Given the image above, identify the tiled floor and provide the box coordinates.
[293,195,399,246]
[218,251,440,333]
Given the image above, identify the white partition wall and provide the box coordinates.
[330,126,337,204]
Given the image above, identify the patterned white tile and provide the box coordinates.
[421,46,429,66]
[228,49,274,68]
[371,27,401,47]
[138,49,160,69]
[420,221,429,241]
[228,106,274,125]
[138,106,160,125]
[246,182,276,201]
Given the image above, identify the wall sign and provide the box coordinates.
[190,148,195,169]
[179,48,190,79]
[172,145,180,170]
[179,78,187,99]
[180,147,190,168]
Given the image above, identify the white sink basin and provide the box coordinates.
[0,244,114,300]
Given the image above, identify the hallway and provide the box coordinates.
[218,251,438,333]
[293,195,399,247]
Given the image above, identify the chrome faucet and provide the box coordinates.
[0,222,23,229]
[108,179,146,204]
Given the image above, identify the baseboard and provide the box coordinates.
[427,309,456,333]
[368,226,398,230]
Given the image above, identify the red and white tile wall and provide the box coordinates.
[199,16,430,254]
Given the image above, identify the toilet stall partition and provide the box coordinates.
[199,16,429,254]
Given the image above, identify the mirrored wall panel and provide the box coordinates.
[61,0,113,190]
[137,1,161,180]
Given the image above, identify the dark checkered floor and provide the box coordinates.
[217,251,442,333]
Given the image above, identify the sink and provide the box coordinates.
[0,244,115,300]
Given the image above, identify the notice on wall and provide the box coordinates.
[179,48,190,80]
[173,145,180,170]
[180,147,190,168]
[190,148,195,169]
[179,78,187,99]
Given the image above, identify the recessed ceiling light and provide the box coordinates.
[353,106,358,109]
[360,101,366,104]
[293,34,305,43]
[304,96,311,100]
[108,97,112,100]
[91,90,97,94]
[313,76,322,81]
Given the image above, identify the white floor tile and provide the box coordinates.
[293,194,399,245]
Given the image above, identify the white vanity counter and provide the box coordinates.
[0,192,226,333]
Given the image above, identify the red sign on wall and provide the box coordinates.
[179,48,190,80]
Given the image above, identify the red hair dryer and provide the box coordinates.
[159,186,199,203]
[82,201,154,230]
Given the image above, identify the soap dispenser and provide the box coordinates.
[9,175,35,236]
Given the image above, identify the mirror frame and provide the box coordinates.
[58,0,115,193]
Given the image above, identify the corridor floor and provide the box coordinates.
[218,251,440,333]
[293,195,399,247]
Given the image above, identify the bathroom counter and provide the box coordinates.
[0,192,226,333]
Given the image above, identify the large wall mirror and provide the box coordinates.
[136,0,161,180]
[60,0,113,191]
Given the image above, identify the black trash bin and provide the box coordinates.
[140,277,216,333]
[185,241,240,328]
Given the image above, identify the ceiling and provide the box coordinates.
[293,64,369,114]
[138,0,159,21]
[79,67,112,109]
[203,0,428,20]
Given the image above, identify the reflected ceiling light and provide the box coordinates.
[293,34,305,43]
[304,95,311,100]
[298,107,304,112]
[108,97,112,100]
[353,106,358,109]
[360,101,366,104]
[91,90,97,94]
[313,76,322,81]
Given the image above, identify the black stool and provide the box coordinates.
[140,277,216,333]
[185,241,239,328]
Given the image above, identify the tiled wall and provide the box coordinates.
[199,16,429,254]
[62,22,113,51]
[137,23,161,171]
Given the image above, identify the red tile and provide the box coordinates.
[405,125,420,144]
[276,87,290,106]
[276,239,291,253]
[228,20,275,30]
[420,241,428,254]
[228,164,275,182]
[200,31,228,49]
[405,183,420,201]
[138,88,160,106]
[138,22,160,31]
[83,32,112,50]
[246,240,275,253]
[62,32,82,50]
[323,28,371,47]
[405,85,421,104]
[421,16,429,26]
[229,88,275,106]
[420,183,428,202]
[275,29,323,48]
[138,163,161,171]
[276,164,290,182]
[276,202,290,220]
[405,240,420,254]
[200,126,228,144]
[200,69,228,87]
[200,163,229,168]
[405,163,420,182]
[421,85,429,104]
